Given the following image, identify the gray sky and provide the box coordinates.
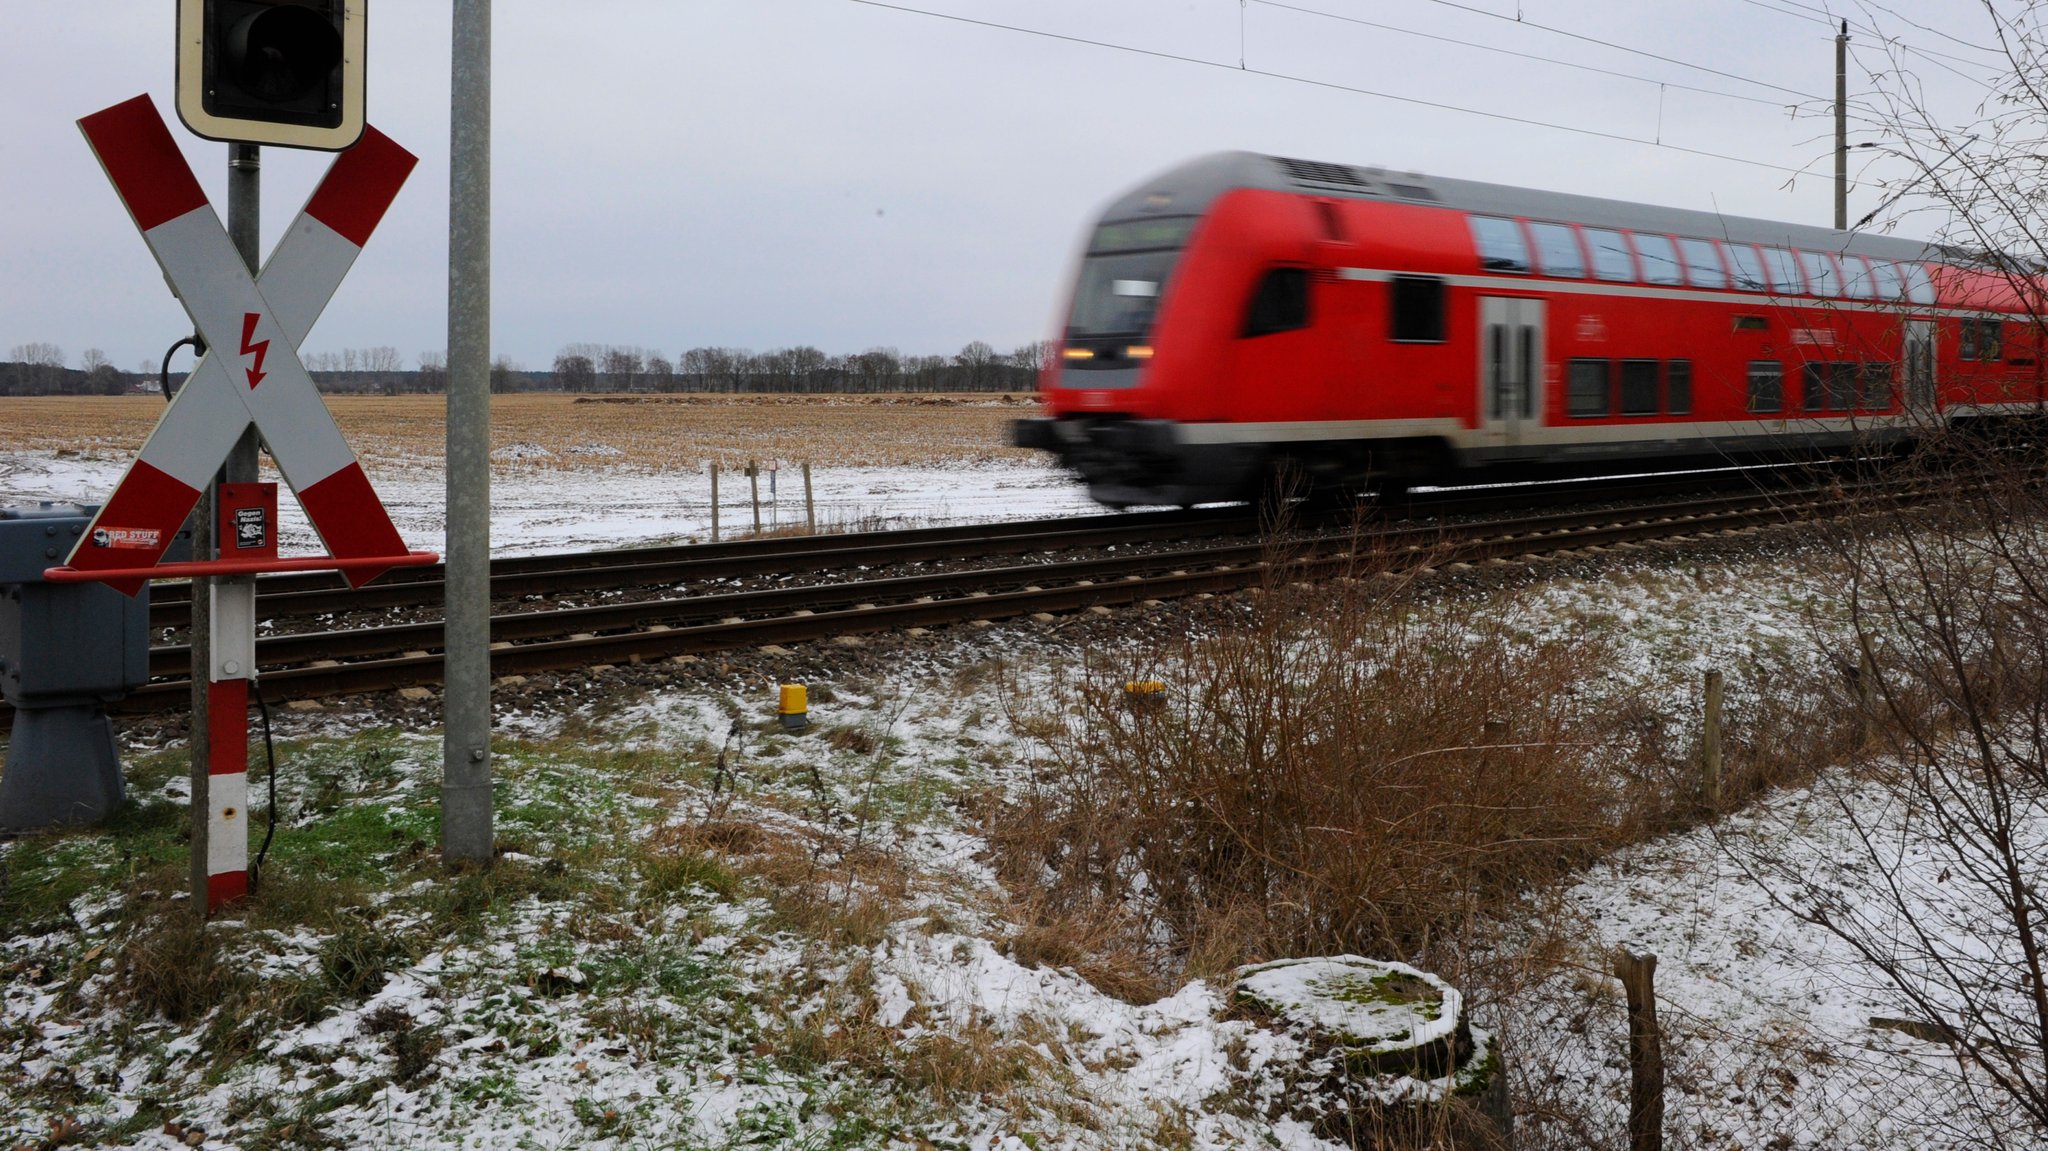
[1,1,2005,374]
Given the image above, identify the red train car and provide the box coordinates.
[1013,152,2047,507]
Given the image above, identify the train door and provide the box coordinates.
[1479,297,1544,448]
[1903,318,1935,414]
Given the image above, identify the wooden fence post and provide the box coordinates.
[1701,669,1723,809]
[1614,949,1664,1151]
[802,460,815,534]
[1855,648,1876,747]
[748,458,762,534]
[709,461,720,542]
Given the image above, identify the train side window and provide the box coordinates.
[1667,360,1693,415]
[1871,261,1906,301]
[1528,222,1586,278]
[1762,247,1805,293]
[1860,362,1893,409]
[1568,358,1612,417]
[1840,255,1878,298]
[1470,216,1531,273]
[1747,360,1784,412]
[1631,233,1684,285]
[1961,318,2002,361]
[1583,228,1636,282]
[1827,363,1858,409]
[1724,243,1769,291]
[1801,363,1827,412]
[1242,266,1311,338]
[1799,250,1843,297]
[1902,262,1936,305]
[1620,359,1659,415]
[1678,238,1727,288]
[1389,275,1447,342]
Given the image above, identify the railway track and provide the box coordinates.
[106,473,1882,713]
[139,465,1809,632]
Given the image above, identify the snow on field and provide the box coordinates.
[0,449,1103,555]
[0,447,2032,1148]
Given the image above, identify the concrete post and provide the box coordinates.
[443,0,494,864]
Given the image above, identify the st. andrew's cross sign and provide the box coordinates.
[67,94,415,594]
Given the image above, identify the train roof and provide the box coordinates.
[1102,151,1941,264]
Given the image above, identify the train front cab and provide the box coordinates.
[1012,208,1273,507]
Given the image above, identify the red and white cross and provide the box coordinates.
[67,95,418,910]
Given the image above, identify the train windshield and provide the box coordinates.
[1067,216,1196,337]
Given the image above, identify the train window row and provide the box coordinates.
[1567,358,1693,418]
[1746,359,1895,413]
[1471,214,1938,305]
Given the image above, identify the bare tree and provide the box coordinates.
[552,350,596,392]
[850,346,901,393]
[953,339,1001,391]
[80,347,123,395]
[601,346,643,391]
[7,342,64,394]
[418,350,447,393]
[490,354,522,394]
[1724,9,2048,1144]
[645,352,675,392]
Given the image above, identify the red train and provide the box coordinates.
[1013,151,2046,506]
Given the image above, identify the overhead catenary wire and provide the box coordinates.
[1413,0,1825,101]
[844,0,1819,178]
[1727,0,2006,89]
[1251,0,1791,108]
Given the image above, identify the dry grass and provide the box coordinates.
[991,561,1643,980]
[0,392,1042,472]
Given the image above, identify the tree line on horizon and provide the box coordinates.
[0,339,1054,397]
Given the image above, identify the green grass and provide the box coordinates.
[0,709,1065,1151]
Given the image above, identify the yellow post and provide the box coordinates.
[778,683,809,730]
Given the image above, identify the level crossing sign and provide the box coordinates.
[50,94,429,911]
[65,95,415,594]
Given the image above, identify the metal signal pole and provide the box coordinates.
[443,0,494,863]
[1835,20,1849,230]
[190,142,264,911]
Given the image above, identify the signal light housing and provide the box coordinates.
[176,0,365,151]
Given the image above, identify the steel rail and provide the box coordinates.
[140,483,1837,679]
[111,479,1883,712]
[140,465,1817,630]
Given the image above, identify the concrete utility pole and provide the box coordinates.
[191,142,264,910]
[443,0,495,863]
[1835,19,1849,230]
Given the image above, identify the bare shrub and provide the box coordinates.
[1725,432,2048,1144]
[993,557,1651,975]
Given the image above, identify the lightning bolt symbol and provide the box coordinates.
[239,311,270,389]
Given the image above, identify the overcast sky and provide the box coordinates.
[1,1,2008,374]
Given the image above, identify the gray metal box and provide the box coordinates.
[0,507,152,705]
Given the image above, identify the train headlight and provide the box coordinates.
[1062,347,1095,361]
[1125,345,1155,360]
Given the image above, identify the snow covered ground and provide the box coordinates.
[0,448,2030,1149]
[0,449,1103,556]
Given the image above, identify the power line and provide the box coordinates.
[1727,0,2005,89]
[1414,0,1823,101]
[1251,0,1789,108]
[844,0,1817,177]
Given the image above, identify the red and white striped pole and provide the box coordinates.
[204,573,255,907]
